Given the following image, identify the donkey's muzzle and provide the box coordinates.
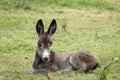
[43,57,49,62]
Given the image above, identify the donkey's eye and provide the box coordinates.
[38,43,43,47]
[49,41,52,46]
[39,44,42,46]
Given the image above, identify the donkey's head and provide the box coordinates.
[36,19,57,62]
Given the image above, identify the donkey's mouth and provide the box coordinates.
[42,57,50,62]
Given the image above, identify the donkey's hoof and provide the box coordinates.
[55,70,69,74]
[55,71,62,74]
[61,71,70,74]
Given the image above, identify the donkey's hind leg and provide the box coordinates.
[57,65,73,73]
[56,59,73,73]
[69,55,87,73]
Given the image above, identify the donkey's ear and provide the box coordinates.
[36,19,44,36]
[47,19,57,36]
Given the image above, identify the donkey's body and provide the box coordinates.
[31,19,100,74]
[33,50,99,74]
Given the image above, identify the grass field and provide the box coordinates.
[0,0,120,80]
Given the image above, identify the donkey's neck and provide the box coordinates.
[49,50,55,62]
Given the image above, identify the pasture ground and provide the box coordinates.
[0,0,120,80]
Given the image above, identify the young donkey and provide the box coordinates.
[31,19,100,74]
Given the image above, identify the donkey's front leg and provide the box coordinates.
[25,52,41,74]
[24,68,48,74]
[32,51,41,70]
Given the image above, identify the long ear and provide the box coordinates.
[36,19,44,36]
[47,19,57,36]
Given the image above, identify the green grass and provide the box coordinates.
[0,0,120,12]
[0,0,120,80]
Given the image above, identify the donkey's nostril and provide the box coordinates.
[44,57,49,62]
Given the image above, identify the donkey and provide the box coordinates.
[29,19,100,74]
